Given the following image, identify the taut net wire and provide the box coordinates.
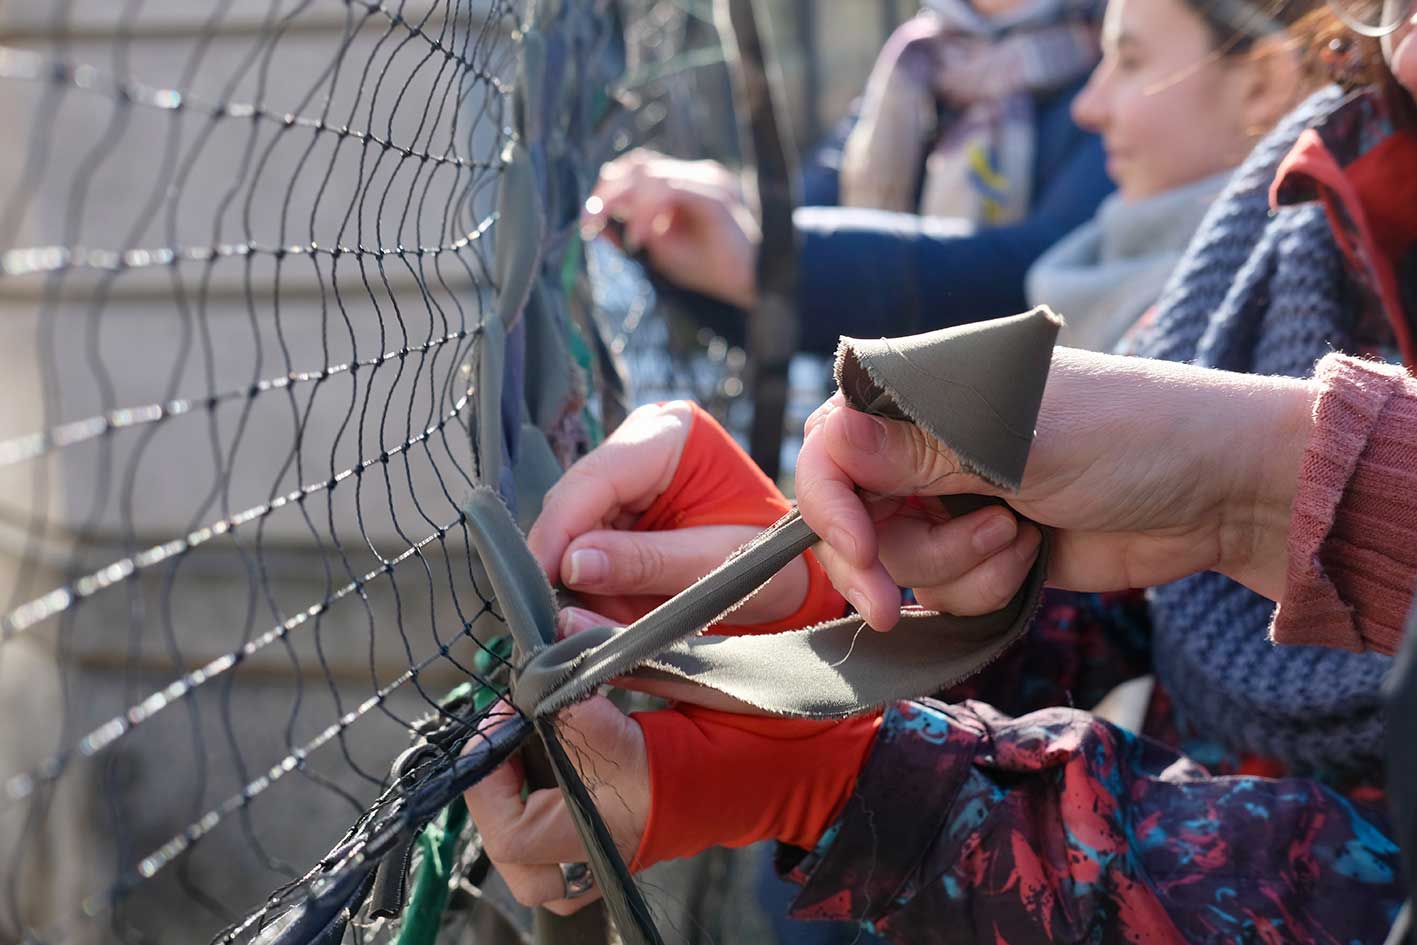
[0,1,746,942]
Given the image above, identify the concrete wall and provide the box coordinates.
[0,3,513,941]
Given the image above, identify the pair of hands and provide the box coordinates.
[584,150,760,311]
[465,339,1317,915]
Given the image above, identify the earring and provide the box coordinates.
[1320,36,1364,86]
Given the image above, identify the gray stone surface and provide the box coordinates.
[0,2,901,941]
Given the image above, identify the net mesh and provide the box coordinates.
[0,0,799,940]
[0,2,534,941]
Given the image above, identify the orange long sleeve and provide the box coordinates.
[629,707,882,871]
[633,402,845,635]
[620,404,875,871]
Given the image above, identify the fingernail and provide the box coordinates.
[556,609,575,638]
[971,515,1017,555]
[567,549,609,587]
[842,410,886,454]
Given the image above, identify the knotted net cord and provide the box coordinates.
[0,0,768,941]
[0,2,526,941]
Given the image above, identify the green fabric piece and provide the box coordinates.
[464,488,559,661]
[513,423,566,533]
[393,799,468,945]
[494,141,543,333]
[524,285,578,435]
[476,314,506,494]
[835,306,1061,491]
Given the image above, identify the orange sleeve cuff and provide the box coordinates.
[621,406,867,872]
[634,403,845,635]
[628,707,882,872]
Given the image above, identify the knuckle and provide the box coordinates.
[478,830,511,864]
[923,523,970,575]
[793,473,836,520]
[545,898,587,917]
[625,541,665,588]
[979,564,1019,612]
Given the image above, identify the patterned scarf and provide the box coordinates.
[1134,87,1394,776]
[839,0,1099,226]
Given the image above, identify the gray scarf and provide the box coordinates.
[840,0,1098,225]
[1025,172,1230,353]
[1133,86,1391,775]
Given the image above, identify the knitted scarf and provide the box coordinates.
[839,0,1098,226]
[1134,86,1393,775]
[1025,171,1230,353]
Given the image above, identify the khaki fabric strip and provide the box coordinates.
[464,308,1062,945]
[511,306,1062,718]
[518,500,1047,720]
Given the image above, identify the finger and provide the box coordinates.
[597,148,657,181]
[802,391,844,440]
[497,861,605,915]
[622,181,735,253]
[561,526,809,624]
[462,706,530,856]
[876,505,1018,588]
[556,605,619,639]
[809,537,902,631]
[526,402,691,581]
[795,423,877,569]
[912,523,1043,616]
[820,406,1001,501]
[584,172,662,246]
[795,426,901,629]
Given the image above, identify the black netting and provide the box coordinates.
[0,2,523,942]
[0,0,802,941]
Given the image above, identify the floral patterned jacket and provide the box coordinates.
[779,592,1404,944]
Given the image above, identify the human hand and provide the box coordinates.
[462,698,649,916]
[464,684,880,914]
[582,149,759,310]
[528,400,835,630]
[796,347,1316,629]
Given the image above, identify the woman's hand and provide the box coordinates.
[527,401,812,628]
[583,150,759,310]
[463,698,649,916]
[796,347,1317,629]
[463,649,881,915]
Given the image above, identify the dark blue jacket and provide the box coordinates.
[793,80,1112,355]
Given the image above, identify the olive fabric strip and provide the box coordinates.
[461,308,1062,945]
[834,306,1062,492]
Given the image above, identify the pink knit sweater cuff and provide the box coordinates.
[1272,354,1417,656]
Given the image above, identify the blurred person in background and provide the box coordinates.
[588,0,1113,355]
[1025,0,1332,350]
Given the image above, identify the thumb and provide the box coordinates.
[561,526,809,625]
[561,525,760,598]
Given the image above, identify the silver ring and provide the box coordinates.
[559,861,595,900]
